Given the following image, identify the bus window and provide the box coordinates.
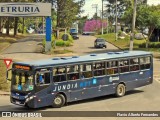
[12,71,34,91]
[93,62,105,76]
[67,65,79,80]
[36,72,50,85]
[53,67,66,82]
[80,64,92,78]
[106,61,118,75]
[140,56,151,70]
[119,60,129,73]
[130,58,139,71]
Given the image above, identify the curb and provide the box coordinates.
[106,40,124,51]
[0,93,10,96]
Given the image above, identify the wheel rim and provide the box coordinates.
[54,97,62,105]
[118,86,124,96]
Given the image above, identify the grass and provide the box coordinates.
[0,34,27,91]
[97,33,160,58]
[0,60,10,91]
[45,47,73,55]
[96,33,146,50]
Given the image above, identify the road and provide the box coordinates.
[0,35,160,120]
[68,35,119,55]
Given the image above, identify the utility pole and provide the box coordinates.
[129,0,137,51]
[92,4,98,32]
[115,0,118,41]
[101,0,104,35]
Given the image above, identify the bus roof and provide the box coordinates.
[15,51,152,67]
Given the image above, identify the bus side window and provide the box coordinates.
[119,60,129,73]
[130,58,139,71]
[53,67,66,82]
[106,61,118,75]
[80,64,92,78]
[140,57,151,70]
[93,62,105,76]
[67,65,79,80]
[36,72,50,85]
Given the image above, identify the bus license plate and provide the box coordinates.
[15,101,20,104]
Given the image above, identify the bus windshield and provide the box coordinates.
[12,70,34,92]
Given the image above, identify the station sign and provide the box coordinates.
[0,3,51,17]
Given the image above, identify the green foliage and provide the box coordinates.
[53,40,71,47]
[0,60,10,91]
[42,33,73,48]
[97,33,146,49]
[118,30,122,36]
[139,42,160,48]
[106,0,133,24]
[57,0,85,28]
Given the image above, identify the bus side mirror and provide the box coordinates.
[6,69,12,81]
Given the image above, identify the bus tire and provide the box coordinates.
[52,94,65,108]
[115,84,126,97]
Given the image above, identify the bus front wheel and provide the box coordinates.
[115,84,126,97]
[52,94,65,108]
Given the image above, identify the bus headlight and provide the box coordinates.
[26,95,36,102]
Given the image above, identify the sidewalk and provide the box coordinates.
[0,90,10,96]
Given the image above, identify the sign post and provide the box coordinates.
[45,17,52,52]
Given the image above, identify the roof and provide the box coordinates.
[15,51,152,67]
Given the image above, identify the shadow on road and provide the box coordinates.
[0,90,143,111]
[67,89,144,107]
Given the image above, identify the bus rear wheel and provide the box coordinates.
[116,84,126,97]
[52,94,65,108]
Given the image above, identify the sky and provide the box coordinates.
[81,0,160,18]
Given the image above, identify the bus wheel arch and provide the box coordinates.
[52,93,66,108]
[115,82,126,97]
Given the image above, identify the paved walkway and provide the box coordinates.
[1,35,52,61]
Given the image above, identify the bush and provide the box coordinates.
[118,30,122,36]
[139,42,160,48]
[52,40,71,47]
[42,33,73,48]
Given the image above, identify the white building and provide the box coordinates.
[147,0,160,5]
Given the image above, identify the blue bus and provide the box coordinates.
[7,51,153,108]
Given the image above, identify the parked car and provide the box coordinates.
[70,32,79,40]
[94,38,107,48]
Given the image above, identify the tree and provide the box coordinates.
[137,4,160,40]
[56,0,85,28]
[83,19,107,33]
[105,0,132,25]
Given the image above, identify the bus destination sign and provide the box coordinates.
[14,65,30,70]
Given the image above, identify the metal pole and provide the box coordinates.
[107,16,108,34]
[92,4,98,33]
[129,0,137,51]
[96,5,98,32]
[101,0,104,35]
[115,0,118,41]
